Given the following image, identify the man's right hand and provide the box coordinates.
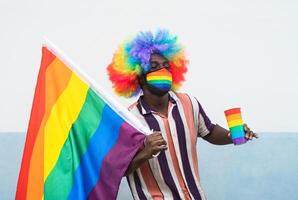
[124,131,167,175]
[143,132,168,159]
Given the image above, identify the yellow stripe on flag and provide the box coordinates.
[44,73,89,181]
[227,119,243,128]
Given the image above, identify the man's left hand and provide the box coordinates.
[243,123,258,141]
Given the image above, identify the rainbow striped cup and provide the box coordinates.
[224,107,247,145]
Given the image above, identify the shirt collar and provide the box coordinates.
[137,91,178,115]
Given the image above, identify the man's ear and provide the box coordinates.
[138,74,146,89]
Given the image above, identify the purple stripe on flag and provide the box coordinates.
[87,122,145,200]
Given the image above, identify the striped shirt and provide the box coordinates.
[127,91,215,200]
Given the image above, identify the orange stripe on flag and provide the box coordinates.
[27,56,72,200]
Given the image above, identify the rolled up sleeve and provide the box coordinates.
[196,100,215,137]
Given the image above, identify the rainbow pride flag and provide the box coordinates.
[16,40,147,200]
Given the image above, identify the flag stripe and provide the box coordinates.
[26,56,73,200]
[44,89,105,200]
[44,73,89,181]
[87,122,145,200]
[16,47,56,199]
[67,105,124,200]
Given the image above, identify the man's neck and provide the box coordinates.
[142,90,169,115]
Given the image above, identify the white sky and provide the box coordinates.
[0,0,297,132]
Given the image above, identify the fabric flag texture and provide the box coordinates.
[16,41,147,200]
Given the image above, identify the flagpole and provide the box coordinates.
[43,37,152,135]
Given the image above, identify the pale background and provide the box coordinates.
[1,0,297,133]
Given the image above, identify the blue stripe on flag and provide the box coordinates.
[67,105,123,200]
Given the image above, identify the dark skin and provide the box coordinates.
[124,53,258,175]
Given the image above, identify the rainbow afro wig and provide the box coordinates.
[107,29,188,98]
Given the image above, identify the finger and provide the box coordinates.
[246,131,257,140]
[152,131,162,135]
[244,124,251,133]
[150,132,162,137]
[151,152,160,158]
[151,132,165,139]
[245,133,250,139]
[147,134,163,142]
[160,144,168,149]
[253,132,259,138]
[150,136,166,143]
[244,123,248,131]
[245,132,253,140]
[249,133,253,140]
[152,139,167,146]
[151,146,168,156]
[155,145,168,151]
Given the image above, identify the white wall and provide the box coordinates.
[1,0,297,132]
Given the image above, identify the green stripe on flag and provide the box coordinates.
[44,88,106,200]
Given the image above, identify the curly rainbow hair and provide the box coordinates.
[107,29,188,98]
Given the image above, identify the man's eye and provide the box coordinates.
[150,62,159,68]
[163,62,170,68]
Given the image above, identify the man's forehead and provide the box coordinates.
[150,53,168,62]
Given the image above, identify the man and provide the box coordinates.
[107,30,258,200]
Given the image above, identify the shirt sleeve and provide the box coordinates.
[196,99,215,137]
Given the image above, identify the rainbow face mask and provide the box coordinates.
[146,68,173,95]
